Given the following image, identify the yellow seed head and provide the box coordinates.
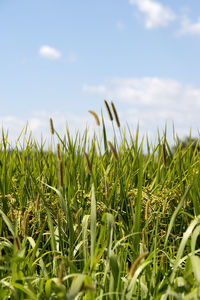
[128,251,149,278]
[57,143,61,161]
[88,110,100,126]
[58,160,64,188]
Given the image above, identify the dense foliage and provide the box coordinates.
[0,105,200,299]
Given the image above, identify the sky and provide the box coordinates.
[1,0,200,146]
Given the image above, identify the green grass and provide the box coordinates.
[0,104,200,299]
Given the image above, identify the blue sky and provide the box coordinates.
[1,0,200,144]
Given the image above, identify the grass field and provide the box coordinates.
[0,102,200,299]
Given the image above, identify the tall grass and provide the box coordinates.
[0,103,200,299]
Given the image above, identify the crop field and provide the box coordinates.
[0,102,200,299]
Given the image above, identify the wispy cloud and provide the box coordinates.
[178,16,200,36]
[66,52,77,63]
[39,45,61,60]
[129,0,176,29]
[83,84,106,94]
[116,21,126,31]
[20,57,28,65]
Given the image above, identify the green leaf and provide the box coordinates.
[91,184,96,265]
[164,183,193,247]
[191,255,200,283]
[110,251,119,283]
[67,274,86,300]
[0,209,14,236]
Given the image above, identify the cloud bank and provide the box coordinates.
[83,77,200,139]
[0,111,97,147]
[83,77,200,108]
[1,77,200,146]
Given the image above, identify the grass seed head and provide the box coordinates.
[108,141,118,161]
[111,101,120,128]
[57,143,61,161]
[74,207,83,223]
[161,141,167,166]
[21,211,29,237]
[105,178,110,200]
[88,110,100,126]
[14,236,21,252]
[81,284,96,292]
[128,251,149,278]
[104,100,113,121]
[84,151,92,175]
[35,193,40,212]
[142,228,148,245]
[49,118,54,135]
[161,253,167,270]
[57,259,66,285]
[58,160,64,188]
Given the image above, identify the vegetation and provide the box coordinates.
[0,101,200,299]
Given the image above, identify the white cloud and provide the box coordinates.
[83,77,184,107]
[29,118,43,131]
[178,16,200,35]
[39,45,61,60]
[129,0,176,29]
[83,77,200,140]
